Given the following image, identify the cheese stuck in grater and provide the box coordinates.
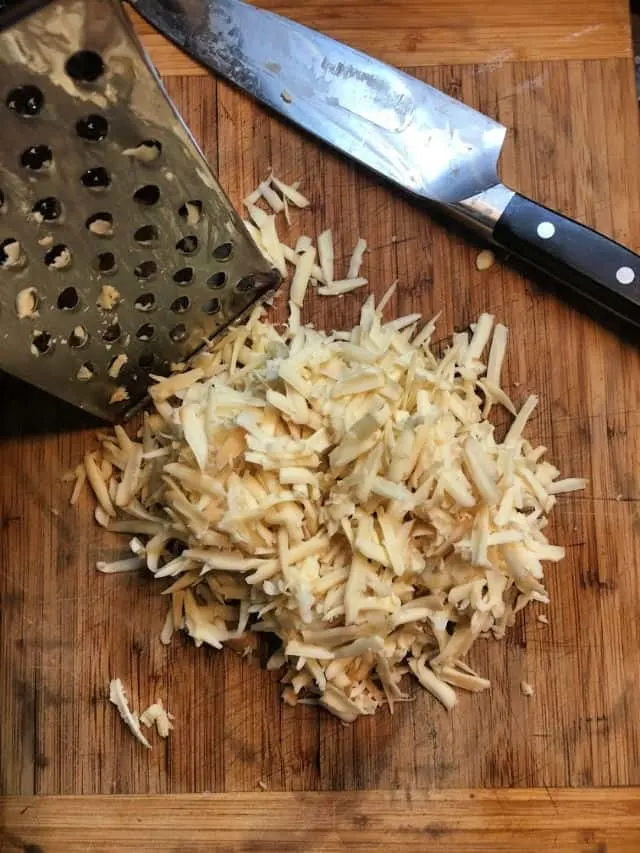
[0,0,280,422]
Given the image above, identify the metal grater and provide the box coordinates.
[0,0,280,422]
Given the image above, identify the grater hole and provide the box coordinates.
[32,196,62,222]
[97,284,120,310]
[102,322,121,344]
[86,212,114,237]
[202,297,221,316]
[213,242,233,261]
[237,275,256,292]
[56,286,79,311]
[176,235,198,255]
[108,387,128,405]
[134,225,158,244]
[0,238,24,269]
[173,267,194,286]
[6,85,44,117]
[44,244,72,269]
[65,51,105,83]
[76,361,95,381]
[178,200,202,224]
[21,145,52,171]
[136,323,155,342]
[170,295,190,314]
[95,251,116,274]
[15,287,38,319]
[76,114,108,142]
[135,260,157,280]
[31,330,53,356]
[207,271,227,289]
[108,354,128,379]
[0,189,5,211]
[81,167,111,189]
[123,140,162,162]
[133,184,160,206]
[169,324,187,343]
[138,352,156,370]
[68,325,89,348]
[135,292,156,312]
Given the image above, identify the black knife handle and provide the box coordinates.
[492,192,640,328]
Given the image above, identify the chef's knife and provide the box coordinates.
[133,0,640,329]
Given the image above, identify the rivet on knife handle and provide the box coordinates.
[491,193,640,328]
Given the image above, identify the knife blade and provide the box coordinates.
[132,0,640,330]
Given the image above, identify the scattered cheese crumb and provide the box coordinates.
[122,142,161,162]
[1,239,22,268]
[537,613,549,625]
[49,247,71,269]
[109,387,129,405]
[108,353,128,379]
[15,287,38,319]
[88,218,114,237]
[476,249,496,271]
[76,364,94,382]
[184,201,202,226]
[70,326,88,348]
[108,678,151,748]
[139,699,174,738]
[520,681,535,697]
[98,284,120,310]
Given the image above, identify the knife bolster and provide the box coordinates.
[448,183,515,240]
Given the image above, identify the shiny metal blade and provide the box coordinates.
[131,0,507,204]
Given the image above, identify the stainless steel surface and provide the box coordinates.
[449,184,515,239]
[132,0,508,206]
[0,0,279,422]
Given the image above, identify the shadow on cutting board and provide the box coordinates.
[0,371,104,437]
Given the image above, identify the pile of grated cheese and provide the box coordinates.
[78,175,585,722]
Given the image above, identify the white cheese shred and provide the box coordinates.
[271,176,310,209]
[108,678,151,748]
[139,699,174,738]
[290,246,317,309]
[347,238,367,280]
[317,229,334,285]
[318,278,369,297]
[79,173,584,724]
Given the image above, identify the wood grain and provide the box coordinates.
[2,54,640,798]
[3,789,640,852]
[126,0,632,75]
[1,0,640,830]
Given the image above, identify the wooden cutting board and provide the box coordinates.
[2,0,640,849]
